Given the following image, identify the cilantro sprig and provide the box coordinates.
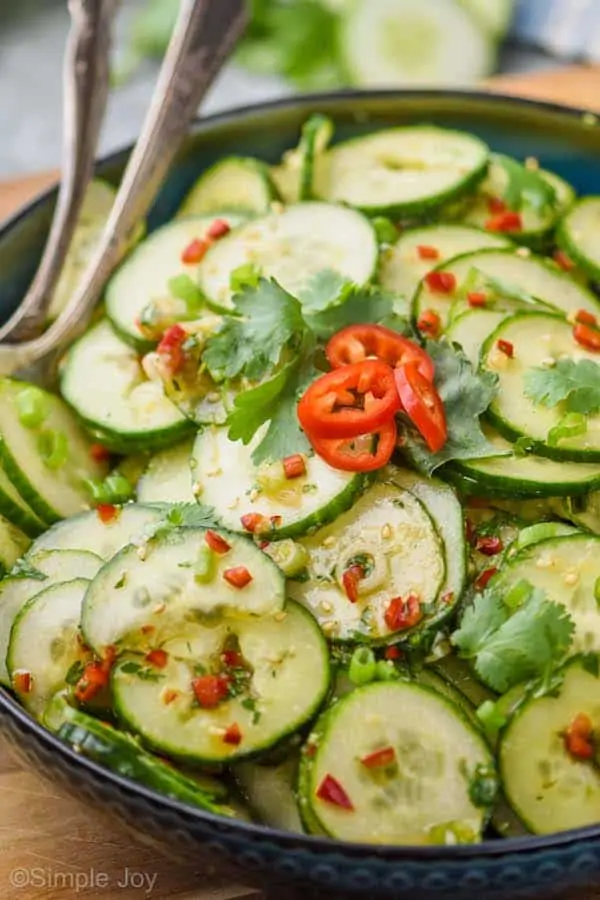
[494,155,557,216]
[524,358,600,416]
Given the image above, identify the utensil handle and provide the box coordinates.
[0,0,116,343]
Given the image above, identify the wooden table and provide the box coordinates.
[2,65,600,899]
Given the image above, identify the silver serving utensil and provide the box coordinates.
[0,0,247,377]
[0,0,117,343]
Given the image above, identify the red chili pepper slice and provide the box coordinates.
[205,530,231,554]
[240,513,269,534]
[145,649,169,669]
[416,309,442,339]
[424,271,456,294]
[467,292,487,308]
[475,536,504,556]
[575,309,598,327]
[342,565,363,603]
[486,211,523,232]
[89,443,111,463]
[223,566,253,589]
[394,363,447,453]
[206,219,231,240]
[574,323,600,352]
[163,689,180,706]
[475,567,498,591]
[384,646,401,661]
[307,420,397,473]
[384,594,423,632]
[416,245,440,260]
[564,712,594,760]
[487,196,507,214]
[223,722,243,745]
[298,360,401,440]
[497,339,514,358]
[13,671,32,694]
[74,661,110,704]
[554,249,575,272]
[325,325,435,382]
[96,503,119,524]
[283,454,306,479]
[157,324,187,374]
[360,746,396,769]
[316,774,354,810]
[192,674,230,708]
[181,238,209,264]
[222,649,244,668]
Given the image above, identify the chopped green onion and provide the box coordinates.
[516,522,575,551]
[348,646,376,686]
[230,262,262,292]
[595,577,600,607]
[372,217,398,245]
[264,539,309,577]
[85,473,134,505]
[38,429,69,470]
[476,699,507,740]
[547,413,586,447]
[16,386,48,429]
[167,274,205,311]
[194,544,215,584]
[513,436,535,457]
[375,659,400,682]
[428,820,478,845]
[503,578,533,611]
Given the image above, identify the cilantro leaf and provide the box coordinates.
[452,584,575,693]
[298,269,353,314]
[227,358,301,446]
[398,340,504,475]
[143,503,219,540]
[495,155,557,215]
[305,282,406,340]
[524,358,600,416]
[203,279,305,382]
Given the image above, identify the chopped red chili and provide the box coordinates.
[416,245,440,260]
[192,674,230,708]
[97,503,119,524]
[157,324,187,374]
[181,238,209,264]
[487,196,507,214]
[316,774,354,810]
[205,530,231,554]
[553,249,575,272]
[223,722,243,745]
[384,594,422,632]
[89,443,111,463]
[163,689,181,706]
[240,512,269,534]
[283,454,306,479]
[222,649,244,668]
[497,339,514,358]
[74,661,110,704]
[384,646,401,660]
[574,323,600,352]
[13,671,32,694]
[564,712,594,760]
[485,211,522,232]
[467,292,487,308]
[145,649,169,669]
[342,565,363,603]
[475,536,504,556]
[475,567,498,591]
[206,219,231,240]
[575,309,598,327]
[424,271,456,294]
[417,309,442,338]
[441,591,455,605]
[360,746,396,769]
[223,566,253,589]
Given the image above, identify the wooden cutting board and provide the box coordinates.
[2,65,600,900]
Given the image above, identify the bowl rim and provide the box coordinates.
[2,86,600,861]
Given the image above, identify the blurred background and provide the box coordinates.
[1,0,599,178]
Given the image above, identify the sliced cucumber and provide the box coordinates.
[0,378,108,524]
[448,426,600,498]
[412,248,600,331]
[0,548,102,685]
[178,157,279,218]
[296,115,334,201]
[513,521,579,552]
[0,516,30,576]
[44,695,234,815]
[60,320,193,453]
[340,0,495,90]
[82,526,285,653]
[459,0,515,36]
[497,533,600,655]
[26,504,163,560]
[105,214,247,351]
[289,480,445,643]
[500,659,600,833]
[482,312,600,462]
[269,164,299,205]
[191,426,367,540]
[112,601,330,764]
[234,756,303,833]
[446,308,506,367]
[385,466,466,617]
[136,440,196,504]
[8,578,91,716]
[0,466,45,537]
[558,196,600,281]
[415,667,481,732]
[197,203,378,309]
[300,681,494,844]
[552,493,600,535]
[379,224,510,304]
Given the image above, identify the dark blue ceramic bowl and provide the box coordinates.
[2,90,600,900]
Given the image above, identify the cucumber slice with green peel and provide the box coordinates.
[112,601,330,765]
[497,534,600,655]
[46,180,144,322]
[60,320,193,453]
[314,126,489,218]
[7,578,91,716]
[177,157,280,217]
[44,695,234,815]
[412,248,600,331]
[458,0,515,36]
[0,516,30,576]
[299,681,495,844]
[448,426,600,498]
[552,493,600,535]
[446,308,506,367]
[500,659,600,834]
[0,379,108,524]
[340,0,495,89]
[137,440,196,504]
[0,467,45,537]
[191,426,368,540]
[379,224,510,305]
[269,164,299,205]
[482,312,600,462]
[234,756,304,832]
[0,549,102,686]
[197,203,378,309]
[513,521,579,552]
[289,481,445,643]
[26,504,163,561]
[296,115,334,201]
[82,526,285,653]
[105,214,247,351]
[558,197,600,281]
[385,466,466,617]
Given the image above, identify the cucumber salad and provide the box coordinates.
[4,115,600,845]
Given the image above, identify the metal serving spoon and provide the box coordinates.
[0,0,247,377]
[0,0,117,344]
